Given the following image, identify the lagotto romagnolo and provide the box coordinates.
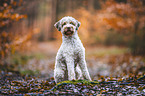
[54,16,91,83]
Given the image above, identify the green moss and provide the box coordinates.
[57,79,98,85]
[51,80,99,91]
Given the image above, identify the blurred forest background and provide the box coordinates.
[0,0,145,79]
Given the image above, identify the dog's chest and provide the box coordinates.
[62,41,83,56]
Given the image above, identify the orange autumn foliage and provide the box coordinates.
[101,0,145,31]
[0,0,29,64]
[0,1,27,27]
[69,0,145,48]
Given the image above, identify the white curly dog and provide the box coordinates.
[54,16,91,83]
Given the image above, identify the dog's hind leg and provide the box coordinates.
[75,65,83,80]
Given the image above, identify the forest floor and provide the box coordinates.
[0,41,145,95]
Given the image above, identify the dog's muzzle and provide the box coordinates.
[64,27,74,36]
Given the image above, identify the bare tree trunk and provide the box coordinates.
[88,0,94,13]
[49,0,58,40]
[67,0,73,13]
[132,19,139,55]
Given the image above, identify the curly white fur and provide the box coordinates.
[54,16,91,83]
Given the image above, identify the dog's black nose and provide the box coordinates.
[67,27,71,30]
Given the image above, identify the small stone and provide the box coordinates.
[73,88,79,93]
[82,89,89,93]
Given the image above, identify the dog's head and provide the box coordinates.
[54,16,81,36]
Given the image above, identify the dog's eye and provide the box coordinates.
[70,22,75,26]
[62,22,66,27]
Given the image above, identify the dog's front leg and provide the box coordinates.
[78,53,92,81]
[79,60,92,81]
[66,57,76,80]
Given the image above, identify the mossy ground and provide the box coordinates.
[57,79,99,86]
[1,72,144,95]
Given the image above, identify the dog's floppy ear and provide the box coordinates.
[54,21,61,31]
[76,21,81,30]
